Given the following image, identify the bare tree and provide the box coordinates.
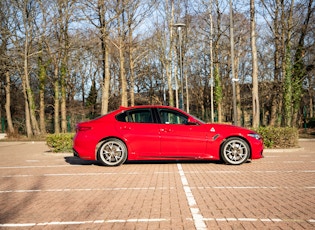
[125,0,155,106]
[291,0,314,126]
[57,0,76,132]
[12,0,41,136]
[39,0,73,133]
[116,0,128,107]
[81,0,121,114]
[0,0,15,134]
[213,0,223,123]
[164,0,176,107]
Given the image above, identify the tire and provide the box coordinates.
[221,137,250,165]
[98,138,127,166]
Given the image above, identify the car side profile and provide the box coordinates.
[73,105,263,166]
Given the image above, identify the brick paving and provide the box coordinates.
[0,140,314,229]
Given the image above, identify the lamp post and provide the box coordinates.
[229,0,238,125]
[173,23,186,111]
[209,1,214,122]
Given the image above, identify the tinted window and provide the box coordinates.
[116,109,153,123]
[158,109,188,124]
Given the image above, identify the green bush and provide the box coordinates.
[46,133,75,153]
[256,127,299,148]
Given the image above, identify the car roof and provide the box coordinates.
[119,105,179,110]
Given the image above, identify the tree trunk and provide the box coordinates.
[38,56,46,134]
[250,0,260,128]
[168,0,175,107]
[269,0,282,127]
[128,23,135,106]
[119,38,128,107]
[24,50,40,136]
[101,42,111,114]
[54,66,60,134]
[129,54,135,107]
[61,63,67,133]
[22,73,32,137]
[100,25,111,114]
[5,71,14,134]
[214,0,223,123]
[94,0,114,115]
[118,2,128,107]
[214,64,222,123]
[283,46,292,127]
[234,51,241,126]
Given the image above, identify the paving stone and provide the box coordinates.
[0,141,314,229]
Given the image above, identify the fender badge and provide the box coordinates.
[210,127,215,132]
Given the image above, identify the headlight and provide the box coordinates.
[247,133,261,140]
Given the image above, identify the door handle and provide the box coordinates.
[121,126,131,130]
[160,128,172,132]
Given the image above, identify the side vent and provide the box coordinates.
[212,134,220,141]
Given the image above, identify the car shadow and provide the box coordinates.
[64,157,250,166]
[64,156,101,166]
[124,160,223,165]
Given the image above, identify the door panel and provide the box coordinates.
[157,109,208,158]
[116,109,160,158]
[159,124,208,158]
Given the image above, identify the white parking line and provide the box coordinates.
[0,187,174,193]
[177,163,207,230]
[2,185,313,194]
[0,218,168,227]
[194,186,315,189]
[1,217,314,228]
[283,161,304,163]
[2,169,315,178]
[0,165,69,169]
[189,217,314,223]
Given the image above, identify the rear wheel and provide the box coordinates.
[221,137,250,165]
[98,138,127,166]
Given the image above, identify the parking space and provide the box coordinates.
[0,140,314,229]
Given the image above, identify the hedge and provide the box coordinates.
[256,127,299,148]
[45,127,299,153]
[46,133,75,153]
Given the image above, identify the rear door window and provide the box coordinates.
[116,109,154,123]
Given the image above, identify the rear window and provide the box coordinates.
[116,109,154,123]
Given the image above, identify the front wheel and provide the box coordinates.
[98,138,127,166]
[221,137,250,165]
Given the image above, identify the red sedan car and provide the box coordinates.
[73,105,263,166]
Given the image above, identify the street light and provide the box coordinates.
[229,0,238,125]
[173,23,186,111]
